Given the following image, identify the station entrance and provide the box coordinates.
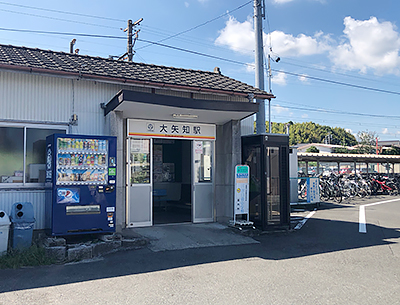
[126,119,215,228]
[152,139,192,224]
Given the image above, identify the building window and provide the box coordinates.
[0,125,66,185]
[194,140,213,183]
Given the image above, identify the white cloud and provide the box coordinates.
[215,17,331,58]
[268,30,331,57]
[382,128,389,134]
[330,16,400,75]
[215,15,400,76]
[272,72,287,85]
[184,2,189,8]
[301,114,309,118]
[197,0,209,3]
[215,17,254,55]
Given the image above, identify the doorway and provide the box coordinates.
[153,139,192,224]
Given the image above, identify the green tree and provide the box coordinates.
[357,131,377,154]
[263,121,357,146]
[332,147,350,154]
[381,146,400,155]
[306,146,319,153]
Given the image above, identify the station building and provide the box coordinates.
[0,44,274,231]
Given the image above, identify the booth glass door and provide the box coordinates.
[266,147,280,224]
[192,140,214,223]
[127,138,152,227]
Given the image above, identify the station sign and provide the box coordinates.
[127,119,216,140]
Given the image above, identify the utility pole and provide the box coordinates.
[119,18,143,62]
[254,0,266,134]
[127,19,133,61]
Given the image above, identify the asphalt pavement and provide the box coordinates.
[0,195,399,304]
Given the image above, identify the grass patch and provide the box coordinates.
[0,245,56,269]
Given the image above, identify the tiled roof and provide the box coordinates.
[0,44,272,98]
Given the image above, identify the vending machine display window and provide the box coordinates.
[55,137,109,185]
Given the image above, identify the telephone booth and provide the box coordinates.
[241,134,290,230]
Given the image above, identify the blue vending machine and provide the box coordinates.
[45,134,117,236]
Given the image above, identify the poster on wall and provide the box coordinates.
[153,145,163,182]
[194,141,203,154]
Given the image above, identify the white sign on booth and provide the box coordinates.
[234,165,250,219]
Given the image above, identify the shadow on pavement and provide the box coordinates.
[0,214,399,294]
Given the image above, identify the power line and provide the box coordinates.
[271,68,400,96]
[0,1,124,22]
[272,102,400,120]
[270,114,399,130]
[1,27,400,97]
[278,58,400,88]
[136,0,252,50]
[0,27,125,39]
[137,38,249,65]
[0,8,119,30]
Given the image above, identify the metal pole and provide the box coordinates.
[268,54,272,133]
[69,39,76,54]
[254,0,265,134]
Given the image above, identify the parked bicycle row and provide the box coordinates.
[298,173,400,203]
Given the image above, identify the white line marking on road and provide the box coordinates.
[359,198,400,234]
[294,209,316,230]
[359,205,366,233]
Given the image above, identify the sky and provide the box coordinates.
[1,0,400,141]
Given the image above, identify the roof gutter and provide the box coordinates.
[0,64,274,100]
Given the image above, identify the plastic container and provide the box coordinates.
[0,210,10,255]
[9,202,35,250]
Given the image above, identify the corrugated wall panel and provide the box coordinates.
[0,190,46,230]
[0,71,71,123]
[73,80,121,135]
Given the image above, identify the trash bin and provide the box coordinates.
[10,202,35,250]
[0,210,10,255]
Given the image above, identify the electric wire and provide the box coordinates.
[1,0,399,91]
[136,0,253,50]
[0,1,125,22]
[0,8,119,29]
[0,27,126,39]
[270,113,400,136]
[270,68,400,96]
[278,58,400,88]
[272,104,400,120]
[1,26,400,97]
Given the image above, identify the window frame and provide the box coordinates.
[0,122,68,188]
